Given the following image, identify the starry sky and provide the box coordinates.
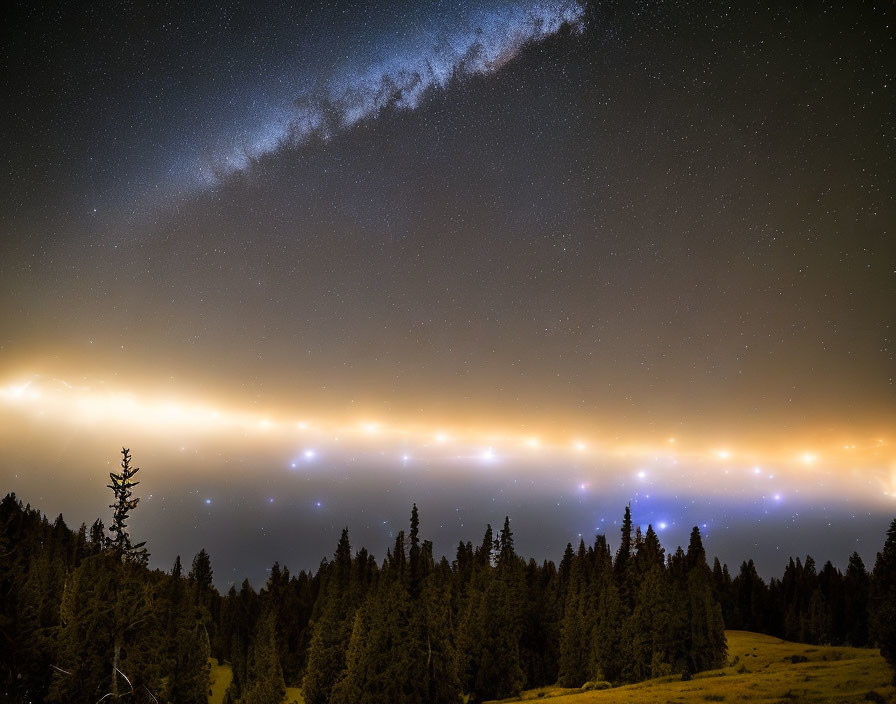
[1,0,894,588]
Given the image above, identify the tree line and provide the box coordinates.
[1,450,895,703]
[711,550,876,647]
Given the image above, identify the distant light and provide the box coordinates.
[315,500,322,508]
[637,470,646,480]
[773,493,782,502]
[573,441,587,452]
[658,521,668,530]
[296,421,308,430]
[258,419,272,430]
[753,466,762,475]
[801,452,816,465]
[668,437,677,444]
[304,449,316,460]
[579,482,587,491]
[361,421,381,435]
[204,498,212,505]
[402,454,410,462]
[2,381,30,399]
[525,437,540,449]
[481,447,496,462]
[716,449,731,460]
[268,497,274,503]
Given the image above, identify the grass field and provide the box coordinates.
[490,631,894,704]
[207,631,893,704]
[208,659,232,704]
[283,686,304,703]
[207,659,304,704]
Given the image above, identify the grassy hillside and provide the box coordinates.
[207,632,892,704]
[491,631,894,704]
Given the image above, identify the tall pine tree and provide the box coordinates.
[303,528,359,704]
[871,518,896,684]
[107,448,148,565]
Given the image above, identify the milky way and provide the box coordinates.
[194,1,582,183]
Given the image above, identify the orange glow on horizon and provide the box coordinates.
[1,371,892,502]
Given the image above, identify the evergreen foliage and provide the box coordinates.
[238,610,285,704]
[168,617,211,704]
[872,519,896,684]
[302,528,367,704]
[107,448,148,565]
[0,450,891,703]
[844,552,871,646]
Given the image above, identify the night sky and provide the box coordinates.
[1,0,894,589]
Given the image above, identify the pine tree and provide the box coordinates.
[684,527,726,675]
[162,555,186,677]
[797,556,819,643]
[420,557,461,702]
[519,558,560,688]
[223,579,260,702]
[732,559,766,632]
[241,610,286,704]
[871,518,896,684]
[666,546,691,674]
[558,541,589,686]
[49,553,118,702]
[107,448,148,565]
[329,520,457,704]
[457,519,526,702]
[332,531,413,704]
[456,524,494,696]
[558,542,575,592]
[15,546,64,701]
[408,503,422,598]
[624,525,672,681]
[813,561,843,644]
[591,546,624,683]
[782,557,801,640]
[51,449,159,702]
[188,547,218,651]
[168,617,211,704]
[73,522,89,564]
[478,517,525,700]
[844,552,870,646]
[89,517,106,552]
[615,505,634,607]
[329,609,367,704]
[49,552,159,702]
[189,548,214,597]
[303,528,359,704]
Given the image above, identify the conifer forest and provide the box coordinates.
[2,450,895,703]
